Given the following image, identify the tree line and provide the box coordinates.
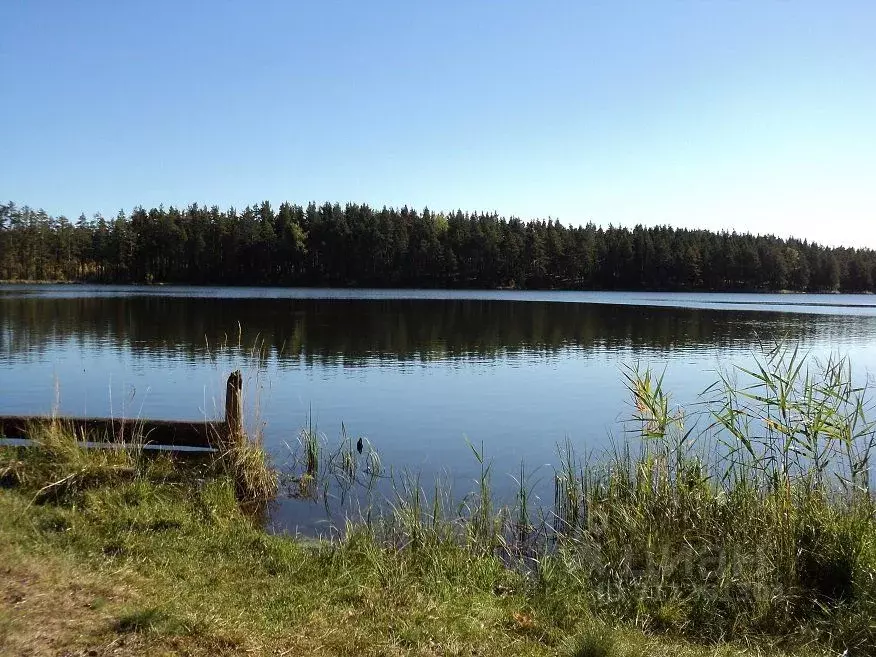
[1,200,874,292]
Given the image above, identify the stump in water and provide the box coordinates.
[225,370,244,446]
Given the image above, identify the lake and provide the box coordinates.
[3,285,876,533]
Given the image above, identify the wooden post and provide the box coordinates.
[225,370,244,445]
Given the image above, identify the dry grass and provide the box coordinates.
[0,544,141,656]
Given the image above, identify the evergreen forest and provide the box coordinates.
[2,200,874,292]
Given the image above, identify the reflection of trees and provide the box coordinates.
[1,295,870,366]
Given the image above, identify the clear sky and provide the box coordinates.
[2,1,875,247]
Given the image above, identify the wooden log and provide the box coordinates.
[0,416,219,448]
[0,370,245,450]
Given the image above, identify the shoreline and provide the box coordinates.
[0,279,868,295]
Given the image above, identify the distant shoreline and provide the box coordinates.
[0,280,869,295]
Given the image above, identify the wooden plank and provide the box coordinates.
[0,416,222,448]
[0,371,246,450]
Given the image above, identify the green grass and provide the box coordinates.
[1,346,873,655]
[0,473,818,656]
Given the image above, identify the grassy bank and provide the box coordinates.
[1,349,875,655]
[0,435,759,657]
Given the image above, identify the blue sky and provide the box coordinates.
[2,1,875,247]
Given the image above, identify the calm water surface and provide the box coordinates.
[3,285,876,532]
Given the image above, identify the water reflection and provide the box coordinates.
[3,294,875,365]
[4,288,876,534]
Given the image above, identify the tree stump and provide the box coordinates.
[225,370,244,446]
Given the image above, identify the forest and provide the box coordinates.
[1,200,875,292]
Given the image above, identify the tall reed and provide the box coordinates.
[312,346,876,650]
